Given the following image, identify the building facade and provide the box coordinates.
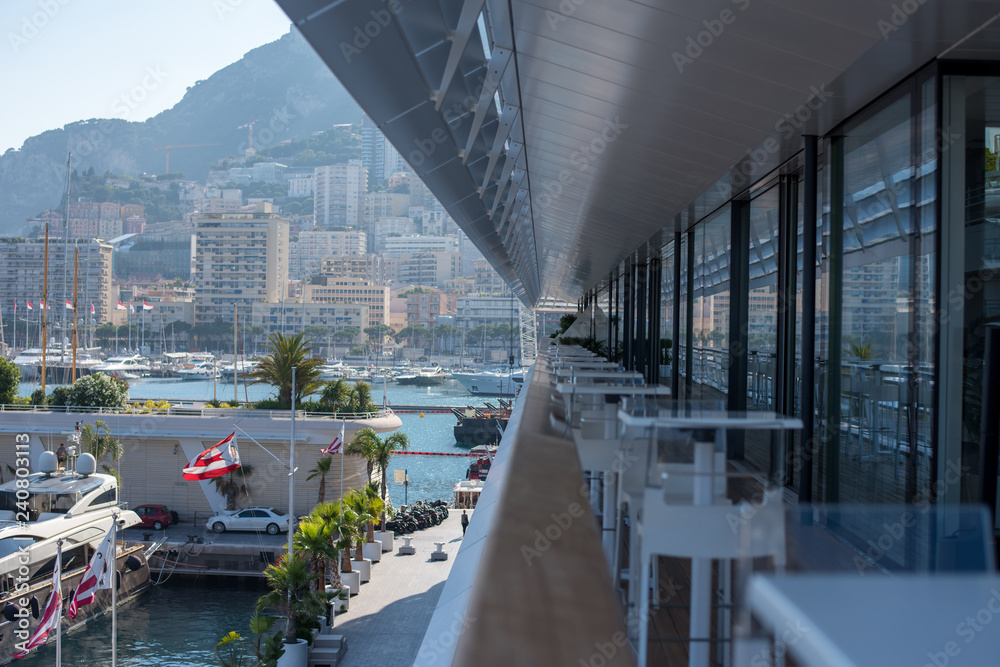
[301,277,390,328]
[0,238,115,326]
[313,163,367,229]
[193,206,289,325]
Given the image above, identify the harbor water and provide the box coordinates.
[19,584,265,666]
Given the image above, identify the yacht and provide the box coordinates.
[317,360,347,381]
[177,359,220,381]
[396,366,447,386]
[0,452,150,662]
[92,354,152,379]
[451,368,525,396]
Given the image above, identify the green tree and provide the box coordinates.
[348,381,375,413]
[68,372,130,408]
[341,490,380,558]
[79,420,124,481]
[319,379,351,412]
[256,552,330,645]
[332,326,360,344]
[0,358,20,404]
[293,517,339,595]
[250,332,324,405]
[309,501,353,588]
[345,427,410,513]
[306,456,333,504]
[212,464,255,511]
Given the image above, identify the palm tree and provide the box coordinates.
[212,464,255,511]
[79,420,124,481]
[346,428,410,508]
[306,457,333,504]
[293,517,339,595]
[250,332,325,405]
[310,502,353,588]
[348,381,374,413]
[342,490,378,560]
[256,552,329,645]
[335,507,360,573]
[319,378,351,412]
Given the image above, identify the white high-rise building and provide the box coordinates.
[193,204,289,325]
[313,163,367,229]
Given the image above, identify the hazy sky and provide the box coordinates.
[1,0,292,153]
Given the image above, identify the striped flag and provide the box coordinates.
[65,300,74,310]
[116,301,126,311]
[67,523,115,619]
[13,546,62,657]
[90,301,95,315]
[322,423,345,455]
[142,301,153,311]
[26,300,32,310]
[183,432,241,480]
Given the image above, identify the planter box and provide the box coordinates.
[276,638,309,667]
[328,587,349,613]
[375,530,394,552]
[340,570,360,595]
[363,541,382,562]
[351,558,372,582]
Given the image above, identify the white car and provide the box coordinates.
[205,507,289,535]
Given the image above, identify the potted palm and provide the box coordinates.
[256,552,331,667]
[359,483,386,562]
[343,490,375,582]
[335,507,361,595]
[293,517,339,624]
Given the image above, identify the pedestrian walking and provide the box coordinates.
[461,510,469,536]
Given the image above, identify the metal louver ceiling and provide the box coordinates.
[276,0,1000,306]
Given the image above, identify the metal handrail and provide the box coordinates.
[0,403,393,420]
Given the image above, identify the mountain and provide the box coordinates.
[0,29,362,234]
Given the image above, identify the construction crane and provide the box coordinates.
[152,143,221,173]
[236,120,257,155]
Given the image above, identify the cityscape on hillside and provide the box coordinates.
[1,114,575,364]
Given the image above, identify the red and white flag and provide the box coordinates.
[65,300,74,310]
[322,424,345,455]
[183,432,241,480]
[142,301,153,311]
[116,301,126,311]
[26,300,32,310]
[90,301,95,315]
[67,523,115,619]
[13,546,62,657]
[129,303,134,314]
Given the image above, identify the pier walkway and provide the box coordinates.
[335,510,467,667]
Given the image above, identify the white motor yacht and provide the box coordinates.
[0,452,149,661]
[92,354,152,379]
[451,368,525,396]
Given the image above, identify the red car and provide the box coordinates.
[134,504,177,530]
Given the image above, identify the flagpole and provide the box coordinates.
[289,366,295,558]
[55,539,62,667]
[112,514,118,667]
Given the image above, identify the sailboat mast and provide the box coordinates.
[72,248,79,383]
[234,305,238,404]
[62,153,71,364]
[41,225,49,394]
